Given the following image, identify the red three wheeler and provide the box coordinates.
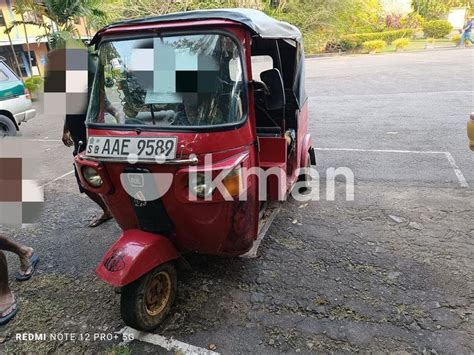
[75,9,315,330]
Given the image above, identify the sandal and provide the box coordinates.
[0,295,17,325]
[88,215,112,228]
[16,254,39,281]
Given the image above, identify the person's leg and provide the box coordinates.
[467,32,474,44]
[459,32,466,46]
[84,190,112,227]
[0,235,33,276]
[74,163,112,227]
[0,251,14,308]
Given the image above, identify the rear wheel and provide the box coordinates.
[120,262,177,331]
[0,115,17,137]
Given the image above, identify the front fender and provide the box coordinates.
[96,229,178,287]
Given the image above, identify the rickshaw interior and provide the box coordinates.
[250,36,301,173]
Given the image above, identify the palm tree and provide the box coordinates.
[39,0,106,47]
[12,0,38,77]
[0,11,23,78]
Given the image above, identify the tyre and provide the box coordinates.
[120,262,177,331]
[0,114,17,137]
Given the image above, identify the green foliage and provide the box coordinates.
[413,0,474,20]
[362,40,386,53]
[412,0,449,19]
[266,0,383,35]
[48,30,85,49]
[423,20,453,38]
[400,12,426,30]
[342,29,414,48]
[393,37,410,49]
[325,38,359,52]
[108,0,242,20]
[24,76,43,94]
[451,34,461,43]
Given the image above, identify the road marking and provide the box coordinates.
[314,148,469,188]
[41,170,74,188]
[28,139,62,142]
[119,326,219,354]
[314,147,446,154]
[444,152,469,188]
[308,90,474,98]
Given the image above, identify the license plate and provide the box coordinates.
[86,136,177,160]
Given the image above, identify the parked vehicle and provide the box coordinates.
[0,59,35,136]
[75,9,315,330]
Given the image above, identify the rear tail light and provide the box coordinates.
[24,87,31,100]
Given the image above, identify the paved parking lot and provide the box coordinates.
[1,48,473,353]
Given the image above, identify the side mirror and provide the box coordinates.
[260,68,285,110]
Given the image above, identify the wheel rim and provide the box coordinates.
[144,271,172,317]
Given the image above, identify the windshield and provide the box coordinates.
[87,33,247,128]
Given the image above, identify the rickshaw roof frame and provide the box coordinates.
[90,8,303,46]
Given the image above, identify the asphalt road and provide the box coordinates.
[0,48,473,353]
[308,49,474,188]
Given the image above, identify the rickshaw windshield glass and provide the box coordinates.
[87,33,246,128]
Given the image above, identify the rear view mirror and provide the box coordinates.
[260,68,285,110]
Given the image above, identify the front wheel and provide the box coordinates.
[120,262,177,331]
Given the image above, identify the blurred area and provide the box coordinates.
[0,138,43,226]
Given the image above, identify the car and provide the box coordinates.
[0,59,35,136]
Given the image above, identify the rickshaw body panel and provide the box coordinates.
[83,123,259,256]
[95,229,179,287]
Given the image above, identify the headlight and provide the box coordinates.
[189,173,214,199]
[82,166,103,187]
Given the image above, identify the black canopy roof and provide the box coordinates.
[91,8,302,45]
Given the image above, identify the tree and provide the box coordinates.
[412,0,450,18]
[12,0,39,77]
[35,0,107,48]
[413,0,474,19]
[0,12,23,78]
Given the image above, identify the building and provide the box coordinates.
[0,0,89,78]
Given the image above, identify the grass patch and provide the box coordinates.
[379,38,454,53]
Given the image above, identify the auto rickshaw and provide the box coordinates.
[75,8,315,330]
